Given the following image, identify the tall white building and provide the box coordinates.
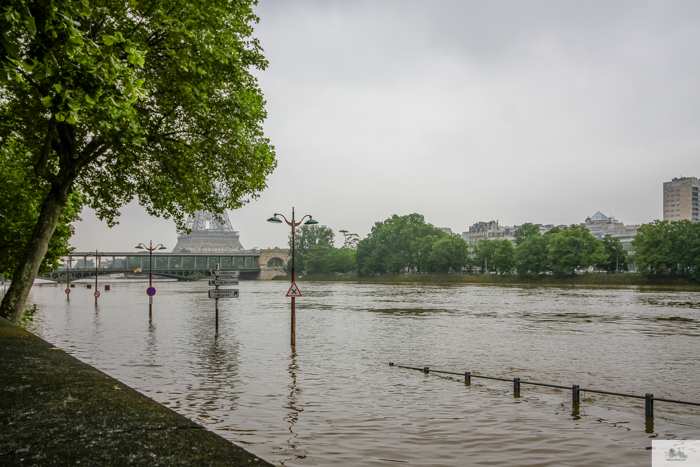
[663,177,700,222]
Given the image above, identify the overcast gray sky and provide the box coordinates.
[71,0,700,252]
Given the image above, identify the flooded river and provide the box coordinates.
[24,280,700,466]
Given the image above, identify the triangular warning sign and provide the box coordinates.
[286,282,302,297]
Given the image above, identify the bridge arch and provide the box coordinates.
[259,248,289,280]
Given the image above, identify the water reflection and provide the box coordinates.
[282,350,305,464]
[145,320,157,366]
[24,281,700,466]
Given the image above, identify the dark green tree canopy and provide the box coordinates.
[356,214,447,275]
[514,234,550,276]
[547,225,606,275]
[1,0,276,321]
[0,144,82,278]
[2,0,275,225]
[288,225,335,273]
[427,235,469,274]
[597,235,628,273]
[632,220,700,279]
[514,223,540,246]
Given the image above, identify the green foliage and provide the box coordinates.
[0,142,82,279]
[632,221,673,275]
[514,223,540,246]
[547,225,606,275]
[305,245,355,275]
[288,225,335,273]
[472,239,498,272]
[356,214,447,275]
[597,236,628,273]
[1,0,276,320]
[427,235,469,274]
[514,235,550,276]
[491,240,515,274]
[633,220,700,279]
[18,304,37,328]
[1,0,275,227]
[339,230,360,250]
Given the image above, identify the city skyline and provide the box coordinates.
[70,0,700,251]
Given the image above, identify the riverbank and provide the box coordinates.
[275,273,700,289]
[0,317,272,466]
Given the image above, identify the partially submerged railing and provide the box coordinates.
[389,363,700,419]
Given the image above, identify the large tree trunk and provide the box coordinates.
[0,190,66,323]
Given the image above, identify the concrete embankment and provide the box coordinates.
[278,273,700,289]
[0,317,271,466]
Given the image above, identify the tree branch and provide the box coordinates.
[34,119,60,187]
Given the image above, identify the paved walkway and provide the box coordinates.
[0,317,272,466]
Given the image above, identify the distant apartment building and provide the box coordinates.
[467,220,500,244]
[438,227,453,236]
[583,211,639,247]
[663,177,700,222]
[465,213,638,246]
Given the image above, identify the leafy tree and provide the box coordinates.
[514,223,541,246]
[339,230,360,250]
[427,235,469,274]
[547,225,606,275]
[491,240,515,274]
[304,245,355,275]
[596,236,628,273]
[472,239,499,273]
[0,0,276,322]
[356,214,446,275]
[288,225,334,273]
[668,220,699,277]
[514,235,550,276]
[633,220,700,278]
[0,145,82,279]
[632,221,673,275]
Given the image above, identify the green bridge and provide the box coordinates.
[41,251,262,282]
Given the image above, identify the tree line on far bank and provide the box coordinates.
[289,214,700,283]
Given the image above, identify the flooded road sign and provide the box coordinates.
[208,289,239,299]
[147,287,156,296]
[208,279,239,286]
[214,271,239,278]
[286,283,302,297]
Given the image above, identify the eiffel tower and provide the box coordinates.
[172,211,245,253]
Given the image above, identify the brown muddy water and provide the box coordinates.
[24,280,700,466]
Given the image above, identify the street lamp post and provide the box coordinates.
[94,250,99,307]
[135,240,167,319]
[267,207,318,347]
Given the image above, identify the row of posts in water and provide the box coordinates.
[389,363,700,422]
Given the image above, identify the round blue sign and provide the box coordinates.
[147,287,156,296]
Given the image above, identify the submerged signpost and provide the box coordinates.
[267,207,319,347]
[209,266,239,333]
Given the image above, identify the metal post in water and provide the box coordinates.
[424,367,430,374]
[514,377,520,397]
[66,256,70,301]
[291,208,296,347]
[215,263,220,334]
[572,384,580,405]
[465,372,471,385]
[94,250,99,307]
[645,393,654,419]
